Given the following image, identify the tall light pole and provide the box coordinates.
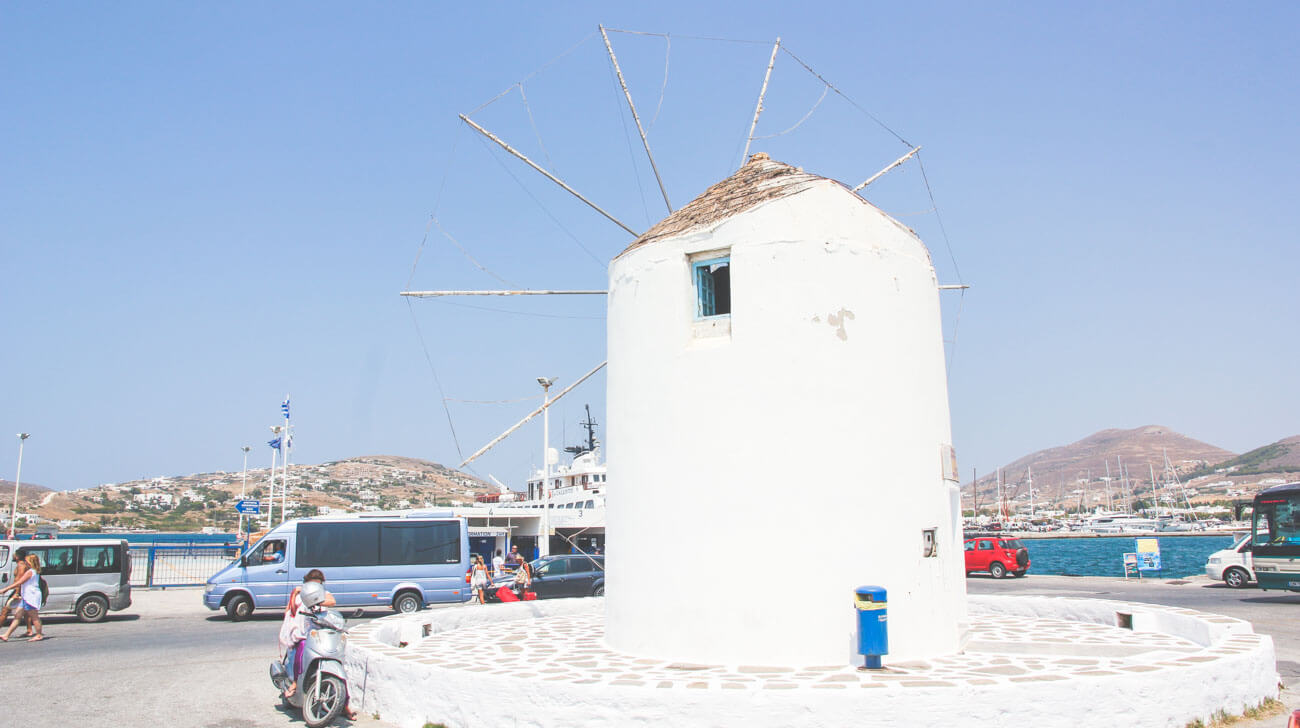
[537,377,556,558]
[239,445,251,542]
[7,433,30,539]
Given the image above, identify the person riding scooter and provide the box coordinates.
[279,571,335,698]
[272,573,356,725]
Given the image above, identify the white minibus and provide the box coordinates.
[203,512,470,620]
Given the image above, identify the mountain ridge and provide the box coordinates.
[966,426,1298,513]
[19,454,492,532]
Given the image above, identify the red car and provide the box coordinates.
[964,536,1030,578]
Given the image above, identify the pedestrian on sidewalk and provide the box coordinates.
[0,555,44,642]
[492,549,505,578]
[0,560,32,637]
[505,544,523,570]
[470,555,490,604]
[513,558,533,600]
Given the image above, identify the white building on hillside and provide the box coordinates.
[605,153,965,666]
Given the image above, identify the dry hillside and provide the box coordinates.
[968,425,1235,510]
[26,455,493,532]
[0,480,53,508]
[1181,435,1300,478]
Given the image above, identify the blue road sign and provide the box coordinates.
[235,500,261,515]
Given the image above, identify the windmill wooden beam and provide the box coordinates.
[402,290,607,297]
[459,114,640,237]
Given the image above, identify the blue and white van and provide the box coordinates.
[203,512,470,620]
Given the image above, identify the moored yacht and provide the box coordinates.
[458,407,607,559]
[1080,511,1159,534]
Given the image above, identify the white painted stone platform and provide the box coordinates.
[344,596,1278,728]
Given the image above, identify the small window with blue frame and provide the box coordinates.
[693,256,731,318]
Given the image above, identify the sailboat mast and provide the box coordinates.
[1117,456,1127,514]
[1148,463,1160,515]
[1165,449,1201,525]
[1027,466,1034,519]
[1104,461,1113,511]
[996,468,1002,521]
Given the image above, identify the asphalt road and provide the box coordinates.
[0,588,400,728]
[0,579,1294,727]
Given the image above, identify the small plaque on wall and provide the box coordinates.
[940,444,958,482]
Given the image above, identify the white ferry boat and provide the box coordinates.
[458,407,606,559]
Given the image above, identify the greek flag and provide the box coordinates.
[268,437,282,450]
[281,397,290,419]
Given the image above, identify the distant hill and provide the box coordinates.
[0,480,53,508]
[24,455,493,533]
[1182,435,1300,479]
[967,425,1235,510]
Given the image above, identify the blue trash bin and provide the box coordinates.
[855,585,888,669]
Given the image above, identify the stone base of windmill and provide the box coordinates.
[345,596,1277,728]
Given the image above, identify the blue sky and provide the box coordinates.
[2,2,1297,491]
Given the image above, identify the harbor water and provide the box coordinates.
[47,532,238,545]
[35,533,1233,579]
[1017,534,1236,579]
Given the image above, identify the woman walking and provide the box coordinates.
[470,555,490,604]
[0,555,44,642]
[0,560,31,636]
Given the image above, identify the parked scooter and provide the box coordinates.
[270,583,349,727]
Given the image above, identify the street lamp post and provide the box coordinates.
[7,433,30,539]
[239,445,251,543]
[537,377,556,558]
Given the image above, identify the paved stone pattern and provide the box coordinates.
[352,603,1235,692]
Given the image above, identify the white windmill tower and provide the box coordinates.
[404,27,968,665]
[604,152,966,665]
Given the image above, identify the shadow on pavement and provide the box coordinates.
[28,613,141,625]
[1240,595,1300,605]
[205,612,286,623]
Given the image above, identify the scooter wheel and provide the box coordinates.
[302,674,346,728]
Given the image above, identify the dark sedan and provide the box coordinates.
[486,554,605,601]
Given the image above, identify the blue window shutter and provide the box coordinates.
[696,262,716,317]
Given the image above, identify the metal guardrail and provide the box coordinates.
[128,544,241,588]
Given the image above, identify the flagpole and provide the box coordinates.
[281,432,288,524]
[239,445,250,542]
[281,396,290,525]
[266,437,279,531]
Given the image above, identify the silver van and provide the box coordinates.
[0,539,132,622]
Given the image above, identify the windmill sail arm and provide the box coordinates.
[458,361,608,468]
[402,290,607,297]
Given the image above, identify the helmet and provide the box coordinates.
[300,581,327,609]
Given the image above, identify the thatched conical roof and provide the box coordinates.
[617,153,833,257]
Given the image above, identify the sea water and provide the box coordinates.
[1021,535,1236,579]
[46,532,237,546]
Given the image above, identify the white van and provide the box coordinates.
[1,539,133,622]
[1204,533,1255,588]
[204,512,471,620]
